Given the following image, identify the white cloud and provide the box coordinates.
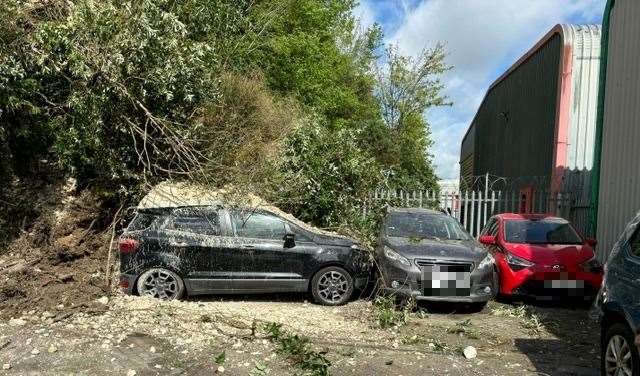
[353,1,377,30]
[386,0,605,179]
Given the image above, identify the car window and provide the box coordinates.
[234,211,287,240]
[288,224,313,242]
[629,228,640,258]
[167,208,220,236]
[504,219,582,244]
[481,218,497,237]
[128,212,160,231]
[385,212,472,241]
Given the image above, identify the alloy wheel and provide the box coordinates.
[605,334,634,376]
[139,270,179,300]
[317,270,349,303]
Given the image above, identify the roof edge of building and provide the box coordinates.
[459,23,602,159]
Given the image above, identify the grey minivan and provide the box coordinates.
[376,208,497,310]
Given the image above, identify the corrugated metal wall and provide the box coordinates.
[471,34,561,189]
[565,25,601,171]
[596,0,640,261]
[460,125,475,188]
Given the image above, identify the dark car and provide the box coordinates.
[595,212,640,376]
[376,208,497,309]
[118,185,371,306]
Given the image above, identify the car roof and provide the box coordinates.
[387,207,442,215]
[494,213,567,221]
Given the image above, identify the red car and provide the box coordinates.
[478,213,603,300]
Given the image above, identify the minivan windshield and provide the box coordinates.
[385,212,472,241]
[504,219,582,244]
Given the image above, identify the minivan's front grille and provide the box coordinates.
[415,259,474,272]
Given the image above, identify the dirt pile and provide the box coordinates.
[0,178,115,318]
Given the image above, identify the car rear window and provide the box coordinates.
[504,220,582,244]
[127,212,159,231]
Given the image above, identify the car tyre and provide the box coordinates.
[602,322,639,376]
[136,268,185,300]
[311,266,354,306]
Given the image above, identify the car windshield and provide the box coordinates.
[504,219,583,244]
[385,212,472,241]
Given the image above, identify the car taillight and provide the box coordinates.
[119,238,140,254]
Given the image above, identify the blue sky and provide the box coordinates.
[354,0,606,180]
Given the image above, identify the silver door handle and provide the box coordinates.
[241,245,255,249]
[170,242,188,247]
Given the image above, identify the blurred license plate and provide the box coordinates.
[422,264,471,297]
[545,280,585,289]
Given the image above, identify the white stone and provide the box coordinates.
[9,318,26,326]
[96,296,109,305]
[126,370,137,376]
[463,346,477,359]
[48,345,58,353]
[217,366,225,373]
[2,364,10,370]
[149,346,156,353]
[31,348,40,355]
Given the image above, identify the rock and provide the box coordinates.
[48,344,58,353]
[217,366,225,373]
[31,348,40,355]
[463,346,477,359]
[149,346,156,353]
[2,364,10,370]
[126,370,137,376]
[96,296,109,305]
[9,318,27,326]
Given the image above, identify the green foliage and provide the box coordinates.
[0,0,450,248]
[373,295,409,329]
[263,322,331,376]
[277,120,381,226]
[214,351,226,365]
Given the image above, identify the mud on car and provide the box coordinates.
[118,184,371,306]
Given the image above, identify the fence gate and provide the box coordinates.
[369,189,578,238]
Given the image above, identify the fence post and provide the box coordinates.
[470,191,476,236]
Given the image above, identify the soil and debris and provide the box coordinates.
[0,177,114,318]
[138,181,352,239]
[0,294,599,375]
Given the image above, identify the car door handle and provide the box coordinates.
[170,242,188,247]
[241,245,256,249]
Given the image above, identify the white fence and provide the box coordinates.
[369,189,576,238]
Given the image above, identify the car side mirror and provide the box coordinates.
[283,233,296,248]
[479,235,497,246]
[585,238,598,247]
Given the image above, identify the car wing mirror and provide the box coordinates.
[283,233,296,248]
[585,238,598,247]
[479,235,497,246]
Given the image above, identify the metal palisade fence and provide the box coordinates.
[368,189,578,238]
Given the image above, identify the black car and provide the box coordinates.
[118,186,371,306]
[376,208,497,309]
[595,212,640,376]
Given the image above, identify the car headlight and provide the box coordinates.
[478,253,495,269]
[506,253,534,271]
[580,256,603,273]
[383,246,411,266]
